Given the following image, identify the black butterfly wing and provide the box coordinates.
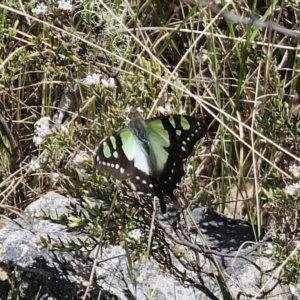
[94,127,166,212]
[147,115,207,200]
[94,128,135,181]
[160,115,207,159]
[94,113,207,213]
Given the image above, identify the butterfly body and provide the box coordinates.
[94,107,207,213]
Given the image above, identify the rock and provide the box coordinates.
[0,192,298,300]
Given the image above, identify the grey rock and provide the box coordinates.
[0,192,299,300]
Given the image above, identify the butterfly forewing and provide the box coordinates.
[94,128,134,180]
[94,126,165,210]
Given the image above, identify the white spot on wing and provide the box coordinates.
[120,168,125,174]
[181,146,186,152]
[102,162,106,166]
[136,176,140,180]
[115,164,119,169]
[149,184,153,188]
[142,180,147,184]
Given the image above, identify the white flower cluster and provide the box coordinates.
[285,164,300,196]
[32,0,73,16]
[83,74,102,85]
[289,164,300,178]
[82,73,117,89]
[73,151,90,167]
[57,0,73,11]
[32,3,48,16]
[33,117,69,146]
[157,102,173,115]
[72,151,90,180]
[49,172,67,184]
[33,116,52,146]
[128,229,142,241]
[263,243,274,255]
[285,183,300,196]
[49,172,60,183]
[102,78,117,89]
[29,156,41,172]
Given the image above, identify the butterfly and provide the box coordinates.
[94,107,207,213]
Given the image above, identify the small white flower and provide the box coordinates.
[101,79,108,88]
[73,151,90,167]
[34,116,52,138]
[33,135,44,146]
[285,185,296,196]
[57,0,73,11]
[128,229,142,240]
[49,172,60,183]
[264,243,274,255]
[285,183,300,196]
[29,157,40,172]
[83,74,102,85]
[107,77,117,88]
[59,124,69,134]
[289,164,300,178]
[186,164,193,172]
[32,3,48,16]
[264,249,273,255]
[101,77,116,88]
[76,168,88,180]
[83,75,93,85]
[33,116,52,146]
[199,49,209,63]
[158,103,173,115]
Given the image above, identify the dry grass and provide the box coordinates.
[1,0,300,296]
